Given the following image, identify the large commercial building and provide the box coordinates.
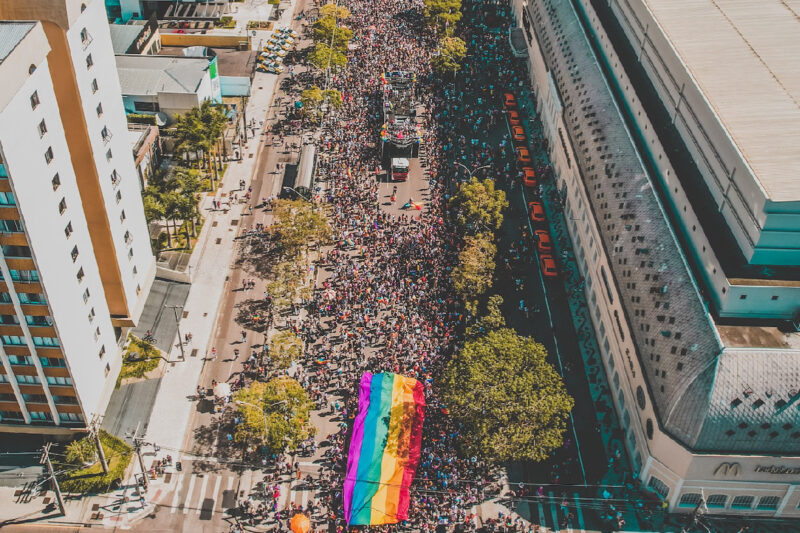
[511,0,800,519]
[0,0,155,433]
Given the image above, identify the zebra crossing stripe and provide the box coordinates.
[170,473,186,514]
[573,492,586,532]
[195,475,210,514]
[183,474,197,514]
[210,475,222,511]
[223,476,235,509]
[536,499,545,528]
[548,492,560,532]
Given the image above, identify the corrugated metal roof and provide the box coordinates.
[109,24,142,55]
[642,0,800,201]
[115,55,209,96]
[0,22,34,65]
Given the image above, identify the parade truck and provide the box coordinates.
[390,158,410,181]
[380,71,422,178]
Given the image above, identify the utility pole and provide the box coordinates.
[40,443,65,516]
[89,415,108,474]
[241,95,248,143]
[165,304,186,359]
[133,436,149,491]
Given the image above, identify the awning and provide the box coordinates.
[220,76,251,97]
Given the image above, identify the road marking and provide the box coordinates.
[300,488,309,509]
[171,473,186,513]
[195,474,210,514]
[210,475,222,510]
[574,492,586,532]
[549,492,560,532]
[537,499,545,527]
[223,476,235,509]
[183,474,197,514]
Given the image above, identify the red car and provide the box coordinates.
[511,126,526,143]
[508,109,521,126]
[528,201,545,222]
[503,92,517,109]
[522,167,536,188]
[516,147,532,164]
[540,255,558,278]
[535,230,552,253]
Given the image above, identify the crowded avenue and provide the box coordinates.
[112,0,752,532]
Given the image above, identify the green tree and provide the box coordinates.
[452,232,496,315]
[441,328,574,463]
[312,15,353,51]
[431,36,466,77]
[266,260,313,311]
[308,42,347,71]
[142,191,169,247]
[423,0,462,35]
[450,177,508,234]
[301,86,324,111]
[270,198,331,260]
[465,294,506,338]
[233,377,315,451]
[65,438,96,465]
[268,330,303,370]
[319,2,351,20]
[323,89,343,109]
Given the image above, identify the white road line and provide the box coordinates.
[223,476,235,509]
[300,488,310,509]
[210,475,222,511]
[549,492,560,532]
[195,474,210,514]
[182,474,197,514]
[537,499,545,527]
[573,492,586,532]
[171,473,186,513]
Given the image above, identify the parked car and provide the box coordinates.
[535,230,552,253]
[528,201,546,222]
[540,254,558,277]
[508,109,521,126]
[516,146,532,164]
[512,125,526,143]
[522,167,536,188]
[503,92,517,109]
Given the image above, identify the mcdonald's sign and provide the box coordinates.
[713,462,742,478]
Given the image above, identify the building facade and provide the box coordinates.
[0,0,155,433]
[511,0,800,519]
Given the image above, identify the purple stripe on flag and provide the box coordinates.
[343,372,373,524]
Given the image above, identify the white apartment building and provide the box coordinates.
[511,0,800,519]
[0,0,155,433]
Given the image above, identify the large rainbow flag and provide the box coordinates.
[344,372,426,525]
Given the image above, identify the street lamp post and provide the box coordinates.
[453,162,492,182]
[165,305,185,359]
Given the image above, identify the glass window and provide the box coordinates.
[29,411,51,421]
[64,222,73,238]
[0,292,11,303]
[37,119,47,137]
[18,293,46,304]
[0,192,17,205]
[30,91,40,109]
[58,197,67,214]
[71,245,79,262]
[15,373,39,383]
[91,79,98,93]
[706,494,727,508]
[85,53,93,69]
[731,495,754,509]
[44,147,53,164]
[0,314,19,325]
[52,173,60,190]
[46,376,72,386]
[679,493,702,507]
[26,315,52,326]
[757,496,780,510]
[2,245,32,257]
[2,335,26,346]
[0,219,22,232]
[0,373,10,382]
[96,103,103,117]
[647,476,669,498]
[32,337,59,347]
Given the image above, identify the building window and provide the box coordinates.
[2,335,26,346]
[60,412,83,423]
[104,363,110,376]
[47,375,72,386]
[37,119,47,137]
[771,295,778,301]
[0,219,22,232]
[116,190,122,203]
[64,222,73,238]
[70,245,79,262]
[110,169,120,186]
[88,307,95,323]
[32,336,59,347]
[98,345,105,359]
[647,476,669,498]
[127,247,134,260]
[26,315,52,326]
[85,54,93,69]
[44,147,54,164]
[17,292,46,304]
[132,265,137,275]
[29,411,51,421]
[91,78,98,93]
[96,102,103,117]
[731,495,754,509]
[678,493,702,508]
[739,294,747,300]
[30,91,40,109]
[706,494,727,508]
[15,373,40,383]
[0,192,16,206]
[124,230,131,244]
[82,288,90,303]
[757,496,780,510]
[58,198,67,214]
[80,27,90,46]
[120,210,126,223]
[646,418,654,439]
[101,126,112,144]
[39,357,66,368]
[52,173,61,190]
[2,245,32,258]
[636,386,646,410]
[93,327,100,341]
[0,314,19,324]
[76,267,84,282]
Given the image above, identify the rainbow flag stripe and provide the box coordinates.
[344,372,426,525]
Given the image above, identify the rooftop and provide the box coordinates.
[109,23,144,54]
[115,54,209,96]
[641,0,800,202]
[0,21,34,64]
[529,0,800,454]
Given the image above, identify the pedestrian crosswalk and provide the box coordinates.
[521,491,587,532]
[160,471,316,517]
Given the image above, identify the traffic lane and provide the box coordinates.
[378,157,429,217]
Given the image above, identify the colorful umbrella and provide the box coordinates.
[290,513,310,533]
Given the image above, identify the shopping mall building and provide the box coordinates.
[509,0,800,518]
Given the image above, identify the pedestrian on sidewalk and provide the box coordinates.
[241,330,247,343]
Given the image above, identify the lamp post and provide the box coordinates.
[165,304,185,359]
[453,162,492,182]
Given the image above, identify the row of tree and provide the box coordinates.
[143,167,203,249]
[307,3,352,72]
[172,100,229,185]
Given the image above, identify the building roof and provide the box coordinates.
[0,21,34,65]
[109,24,143,54]
[529,0,800,454]
[115,55,209,96]
[641,0,800,202]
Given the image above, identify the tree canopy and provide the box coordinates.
[450,177,508,234]
[431,36,466,77]
[465,294,506,338]
[308,42,348,71]
[312,15,353,52]
[268,330,303,370]
[319,2,351,20]
[423,0,463,35]
[270,198,331,260]
[452,233,496,315]
[233,377,315,451]
[441,328,574,463]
